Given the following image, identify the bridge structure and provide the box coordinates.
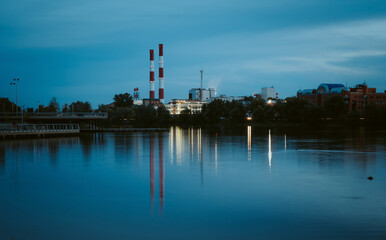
[0,112,108,131]
[0,123,80,138]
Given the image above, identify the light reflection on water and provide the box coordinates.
[0,127,385,240]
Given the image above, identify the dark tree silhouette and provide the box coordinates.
[48,97,60,112]
[114,93,134,108]
[324,95,347,119]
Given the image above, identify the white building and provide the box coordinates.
[262,87,275,101]
[189,88,216,102]
[165,99,206,115]
[133,100,143,105]
[210,94,245,102]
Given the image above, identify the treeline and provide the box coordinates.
[98,93,170,128]
[2,94,385,127]
[0,97,92,113]
[174,95,386,127]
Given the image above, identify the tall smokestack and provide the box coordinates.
[159,44,164,103]
[150,50,155,99]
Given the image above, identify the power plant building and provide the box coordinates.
[262,87,275,101]
[189,88,216,102]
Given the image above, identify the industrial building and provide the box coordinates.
[297,82,386,113]
[189,88,216,102]
[262,87,275,101]
[165,99,205,115]
[188,68,216,102]
[143,98,162,107]
[210,94,245,102]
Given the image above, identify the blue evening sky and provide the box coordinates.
[1,0,386,108]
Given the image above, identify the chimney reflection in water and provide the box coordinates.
[159,133,164,215]
[149,134,165,215]
[150,135,155,213]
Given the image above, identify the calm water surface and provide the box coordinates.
[0,127,385,240]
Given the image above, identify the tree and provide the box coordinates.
[98,104,111,112]
[202,99,228,124]
[156,106,171,125]
[246,98,267,122]
[176,109,191,124]
[48,97,60,112]
[252,105,265,122]
[0,98,13,112]
[134,105,157,127]
[108,107,135,127]
[324,95,348,120]
[114,93,133,108]
[67,101,92,112]
[229,101,246,123]
[282,97,311,123]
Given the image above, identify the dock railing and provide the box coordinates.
[0,112,108,119]
[0,123,80,136]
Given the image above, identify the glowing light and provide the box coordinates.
[268,129,272,170]
[169,126,174,164]
[247,126,251,161]
[197,128,202,162]
[176,126,183,165]
[246,116,252,120]
[191,128,194,158]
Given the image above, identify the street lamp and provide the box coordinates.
[21,105,25,124]
[13,78,20,116]
[9,82,15,112]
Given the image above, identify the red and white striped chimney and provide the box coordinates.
[149,49,155,99]
[158,44,164,103]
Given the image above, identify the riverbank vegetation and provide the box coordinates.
[1,93,385,128]
[172,95,385,128]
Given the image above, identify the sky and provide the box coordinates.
[1,0,386,108]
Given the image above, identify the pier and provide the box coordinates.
[0,112,108,121]
[0,123,80,138]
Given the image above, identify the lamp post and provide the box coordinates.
[13,78,19,116]
[9,82,15,112]
[21,105,25,124]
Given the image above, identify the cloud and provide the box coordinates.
[1,0,386,106]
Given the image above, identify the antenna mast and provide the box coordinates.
[200,68,204,89]
[200,68,204,101]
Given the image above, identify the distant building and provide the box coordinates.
[297,82,386,113]
[189,88,216,102]
[262,87,275,101]
[165,99,205,115]
[253,93,262,99]
[142,98,163,107]
[211,94,245,102]
[133,100,143,106]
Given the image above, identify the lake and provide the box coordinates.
[0,126,385,240]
